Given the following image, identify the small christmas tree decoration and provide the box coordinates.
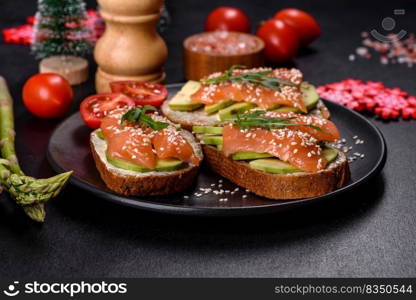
[32,0,94,85]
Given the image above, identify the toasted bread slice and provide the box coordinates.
[90,130,203,196]
[161,99,330,130]
[202,144,350,200]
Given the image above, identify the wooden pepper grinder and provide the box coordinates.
[94,0,168,93]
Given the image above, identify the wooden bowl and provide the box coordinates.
[183,31,265,80]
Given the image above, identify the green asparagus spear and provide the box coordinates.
[0,80,23,176]
[0,76,72,222]
[23,203,46,222]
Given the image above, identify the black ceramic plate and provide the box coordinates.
[47,83,386,216]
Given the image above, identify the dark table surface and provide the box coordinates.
[1,0,415,278]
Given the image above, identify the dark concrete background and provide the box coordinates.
[0,0,415,277]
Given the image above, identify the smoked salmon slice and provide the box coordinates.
[107,129,157,169]
[153,128,200,165]
[262,111,340,142]
[100,109,124,139]
[100,108,199,169]
[222,124,327,172]
[191,68,307,112]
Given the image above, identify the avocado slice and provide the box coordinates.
[168,81,203,111]
[247,147,339,174]
[266,104,281,111]
[270,83,320,113]
[232,148,338,163]
[273,106,301,113]
[96,130,105,140]
[219,102,256,121]
[301,82,320,110]
[204,100,235,115]
[155,158,187,171]
[249,159,301,174]
[192,126,223,135]
[201,135,223,146]
[106,153,185,172]
[107,154,151,172]
[169,101,202,112]
[322,147,338,163]
[232,152,274,160]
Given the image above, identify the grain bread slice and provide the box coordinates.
[202,144,350,200]
[90,130,203,196]
[161,99,331,130]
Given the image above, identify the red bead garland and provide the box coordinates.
[318,79,416,120]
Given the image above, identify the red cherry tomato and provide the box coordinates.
[204,7,250,33]
[110,81,168,108]
[274,8,321,46]
[80,93,135,129]
[256,19,300,63]
[22,73,73,118]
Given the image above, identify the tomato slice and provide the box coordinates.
[110,81,168,107]
[80,93,135,129]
